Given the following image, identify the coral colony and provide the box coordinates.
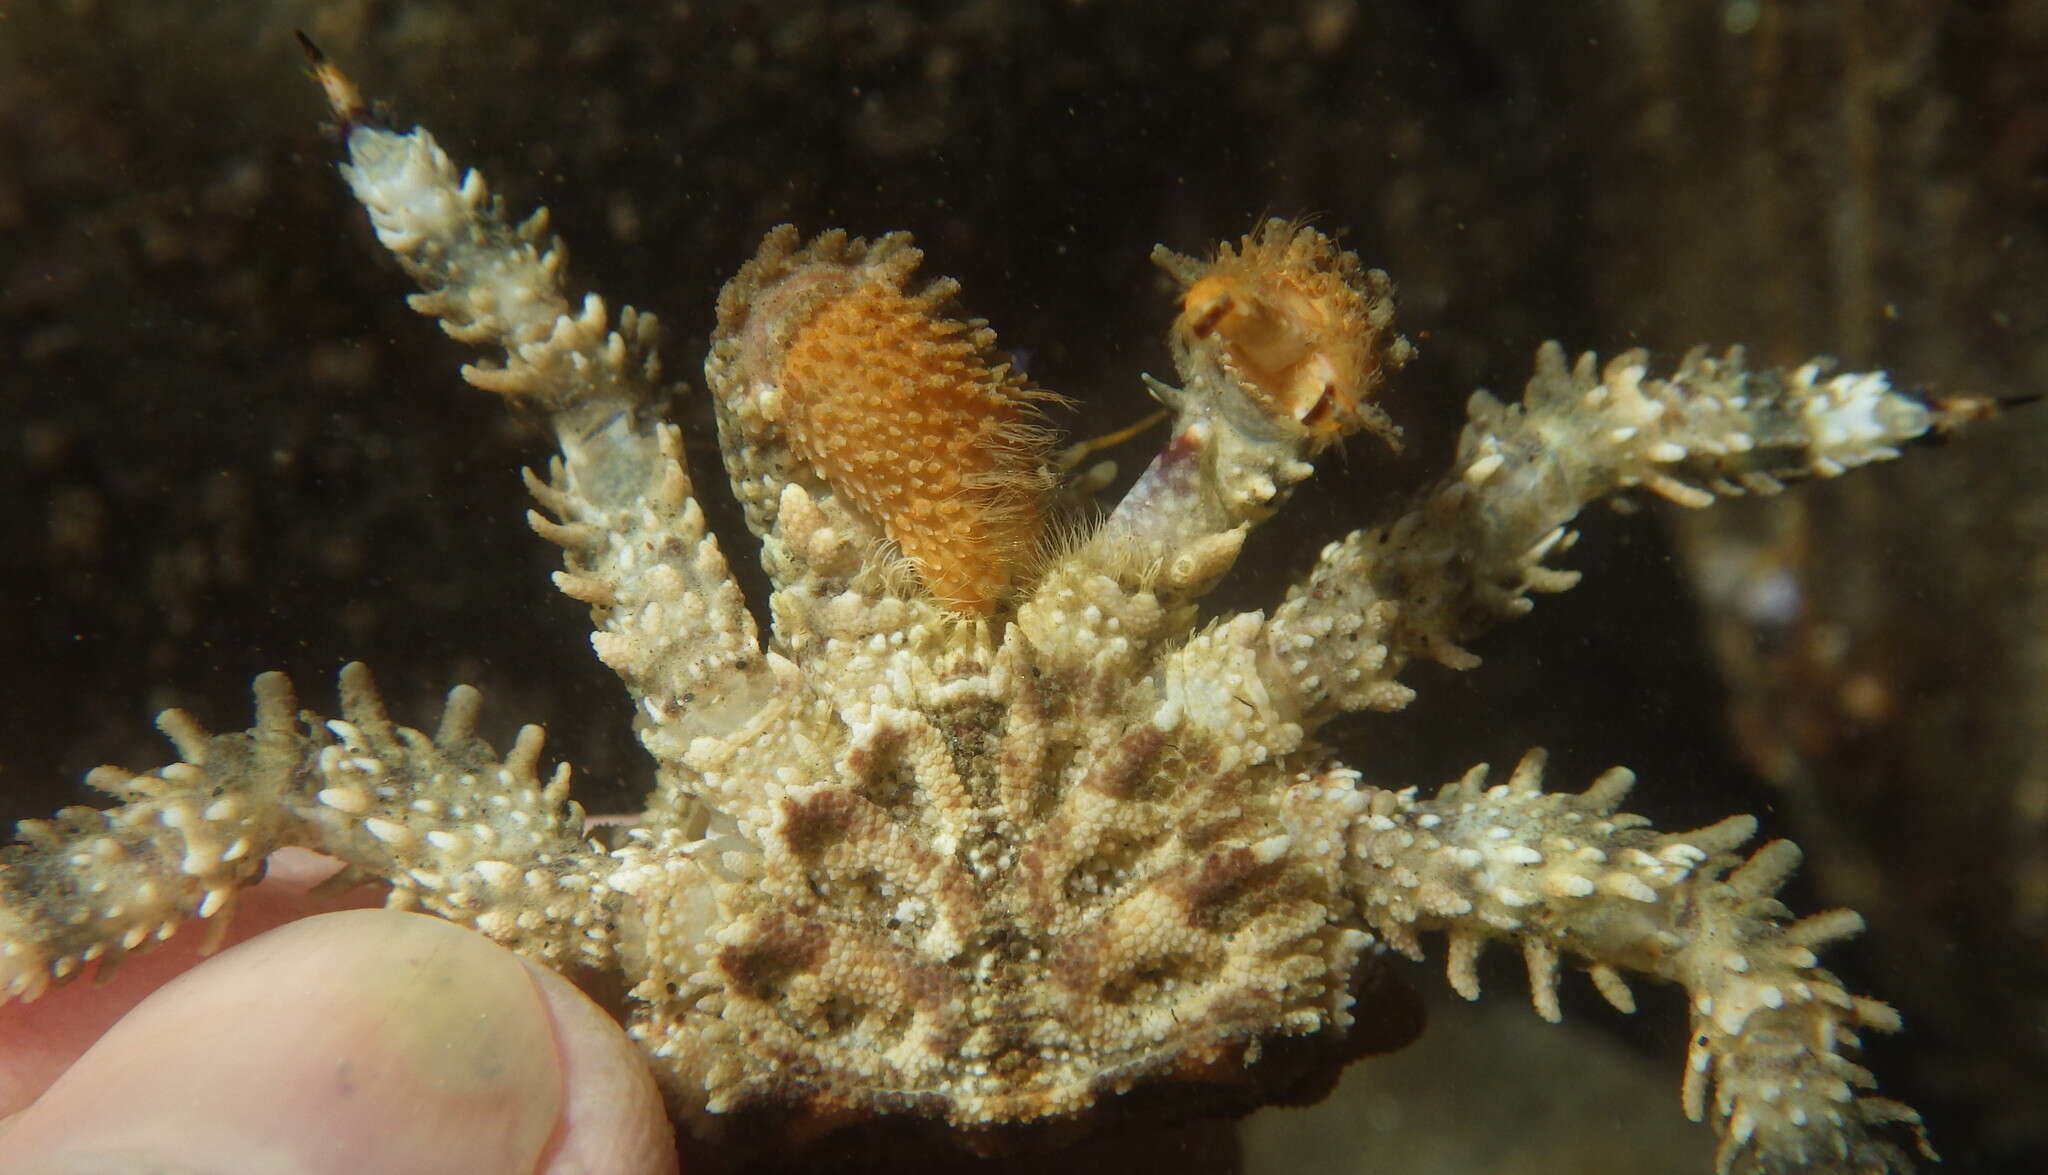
[1,46,1973,1173]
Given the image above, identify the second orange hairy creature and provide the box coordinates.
[1156,219,1407,451]
[710,227,1060,615]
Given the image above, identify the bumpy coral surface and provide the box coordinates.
[0,58,1971,1174]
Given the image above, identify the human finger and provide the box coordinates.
[0,907,673,1175]
[0,847,383,1116]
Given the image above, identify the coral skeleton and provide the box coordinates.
[0,56,1965,1174]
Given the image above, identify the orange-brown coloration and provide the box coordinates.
[719,229,1060,614]
[1161,220,1406,451]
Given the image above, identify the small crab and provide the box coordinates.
[0,50,1969,1173]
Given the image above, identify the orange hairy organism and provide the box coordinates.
[715,228,1060,615]
[1159,219,1408,451]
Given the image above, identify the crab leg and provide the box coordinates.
[0,666,613,1001]
[1265,342,1964,723]
[314,51,773,773]
[1080,221,1411,602]
[1347,750,1930,1175]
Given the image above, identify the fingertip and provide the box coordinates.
[522,960,680,1175]
[1,909,564,1175]
[0,850,380,1118]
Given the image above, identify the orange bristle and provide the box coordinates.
[1164,219,1408,451]
[726,230,1059,615]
